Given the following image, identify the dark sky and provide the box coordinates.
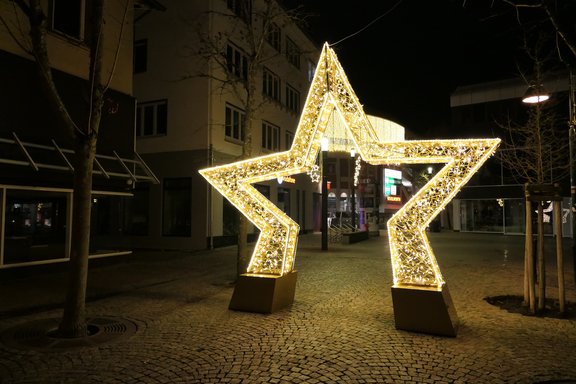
[291,1,525,137]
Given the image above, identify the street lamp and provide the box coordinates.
[350,148,356,230]
[522,83,550,104]
[321,137,329,250]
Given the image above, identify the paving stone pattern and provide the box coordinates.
[0,232,575,383]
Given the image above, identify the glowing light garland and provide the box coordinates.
[200,44,500,283]
[307,164,321,183]
[354,155,361,187]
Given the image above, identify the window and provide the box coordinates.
[226,44,248,81]
[307,60,315,83]
[4,190,67,264]
[134,39,148,74]
[50,0,84,40]
[262,121,280,151]
[277,188,290,216]
[263,67,280,102]
[286,84,300,114]
[227,0,252,23]
[265,22,281,51]
[136,100,168,137]
[285,130,294,150]
[225,104,245,142]
[162,178,192,236]
[286,37,300,69]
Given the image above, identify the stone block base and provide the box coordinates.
[391,283,459,337]
[229,271,298,313]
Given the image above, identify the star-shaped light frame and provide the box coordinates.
[200,44,500,288]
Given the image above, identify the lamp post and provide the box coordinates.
[321,138,329,250]
[351,149,356,231]
[569,70,576,283]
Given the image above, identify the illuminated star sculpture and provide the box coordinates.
[200,44,500,319]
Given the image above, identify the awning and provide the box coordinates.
[0,132,159,184]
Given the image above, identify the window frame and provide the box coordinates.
[225,103,246,143]
[285,130,294,150]
[285,84,301,114]
[263,67,281,102]
[227,0,252,24]
[285,37,300,69]
[262,121,280,151]
[162,178,192,237]
[265,21,281,51]
[136,99,168,137]
[226,43,249,81]
[49,0,85,41]
[133,39,148,74]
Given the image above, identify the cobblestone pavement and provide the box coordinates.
[0,232,575,383]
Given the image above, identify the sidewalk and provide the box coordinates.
[1,232,575,383]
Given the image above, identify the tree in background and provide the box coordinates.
[496,34,569,312]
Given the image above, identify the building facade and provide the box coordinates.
[0,0,157,268]
[132,0,323,250]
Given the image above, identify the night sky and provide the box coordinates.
[290,1,527,137]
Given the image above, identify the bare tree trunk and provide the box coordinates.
[58,0,105,337]
[554,200,565,313]
[537,202,546,311]
[524,197,533,305]
[58,138,97,337]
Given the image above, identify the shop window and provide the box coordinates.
[162,178,192,236]
[328,192,336,211]
[4,190,67,264]
[340,192,348,212]
[277,187,290,216]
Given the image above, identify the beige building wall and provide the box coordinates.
[0,0,134,95]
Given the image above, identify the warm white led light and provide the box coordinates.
[200,43,500,281]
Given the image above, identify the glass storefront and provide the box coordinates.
[459,198,560,235]
[4,189,67,264]
[1,187,136,267]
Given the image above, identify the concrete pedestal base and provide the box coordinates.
[391,284,459,337]
[229,271,298,313]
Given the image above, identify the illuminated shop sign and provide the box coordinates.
[384,168,402,196]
